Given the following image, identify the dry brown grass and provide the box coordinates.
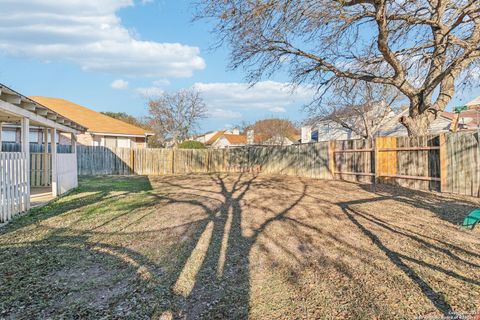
[0,174,479,319]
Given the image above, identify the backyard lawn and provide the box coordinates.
[0,174,479,319]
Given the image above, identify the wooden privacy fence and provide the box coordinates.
[0,152,29,223]
[75,131,480,198]
[30,153,51,187]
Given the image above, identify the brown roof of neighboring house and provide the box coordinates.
[29,96,151,136]
[206,130,225,145]
[223,134,247,145]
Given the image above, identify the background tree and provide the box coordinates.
[244,118,299,145]
[178,140,207,149]
[307,81,402,139]
[147,89,207,147]
[196,0,480,136]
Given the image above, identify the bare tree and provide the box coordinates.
[196,0,480,136]
[244,118,299,145]
[147,89,207,146]
[308,81,402,138]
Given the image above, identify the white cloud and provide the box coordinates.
[0,0,205,77]
[269,106,286,113]
[193,81,314,118]
[134,78,170,98]
[207,108,242,119]
[111,79,129,89]
[152,79,170,87]
[134,86,164,98]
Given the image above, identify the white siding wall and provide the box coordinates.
[56,153,78,196]
[317,123,357,141]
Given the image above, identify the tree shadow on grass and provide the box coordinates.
[337,196,480,317]
[4,174,477,318]
[144,173,312,319]
[0,235,164,319]
[0,173,281,318]
[359,183,480,225]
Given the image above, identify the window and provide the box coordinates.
[117,138,131,148]
[29,131,39,143]
[104,136,117,148]
[1,130,16,142]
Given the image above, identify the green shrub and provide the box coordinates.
[178,140,206,149]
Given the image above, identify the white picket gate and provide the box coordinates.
[56,153,78,196]
[0,152,29,223]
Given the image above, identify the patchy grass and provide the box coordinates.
[0,174,479,319]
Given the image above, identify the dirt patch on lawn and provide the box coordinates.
[0,174,479,319]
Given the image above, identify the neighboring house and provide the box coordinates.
[448,95,480,131]
[376,109,453,137]
[302,109,464,143]
[302,101,398,142]
[211,133,247,149]
[194,128,240,146]
[302,109,455,143]
[28,97,154,148]
[205,129,299,149]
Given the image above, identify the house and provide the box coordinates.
[27,97,154,148]
[193,128,240,146]
[211,133,248,149]
[205,128,299,149]
[0,83,85,223]
[448,95,480,131]
[302,109,455,143]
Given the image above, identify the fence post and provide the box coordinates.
[51,128,58,197]
[171,149,175,174]
[328,140,336,180]
[439,133,447,193]
[130,148,135,175]
[373,138,377,192]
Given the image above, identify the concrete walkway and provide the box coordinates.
[31,187,55,207]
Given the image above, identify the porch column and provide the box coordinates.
[43,128,49,187]
[51,128,58,197]
[0,122,3,151]
[71,132,77,154]
[21,118,30,210]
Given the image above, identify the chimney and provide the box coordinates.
[246,129,254,145]
[301,126,312,143]
[232,127,240,135]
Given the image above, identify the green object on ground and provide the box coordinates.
[463,208,480,229]
[454,105,468,113]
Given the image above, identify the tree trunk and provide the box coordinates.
[400,112,435,137]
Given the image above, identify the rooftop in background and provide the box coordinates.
[223,134,247,145]
[205,130,226,145]
[29,97,153,137]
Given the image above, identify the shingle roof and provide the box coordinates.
[29,96,151,136]
[223,134,246,145]
[206,130,225,145]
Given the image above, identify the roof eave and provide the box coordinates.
[0,84,86,133]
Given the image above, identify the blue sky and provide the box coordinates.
[0,0,478,133]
